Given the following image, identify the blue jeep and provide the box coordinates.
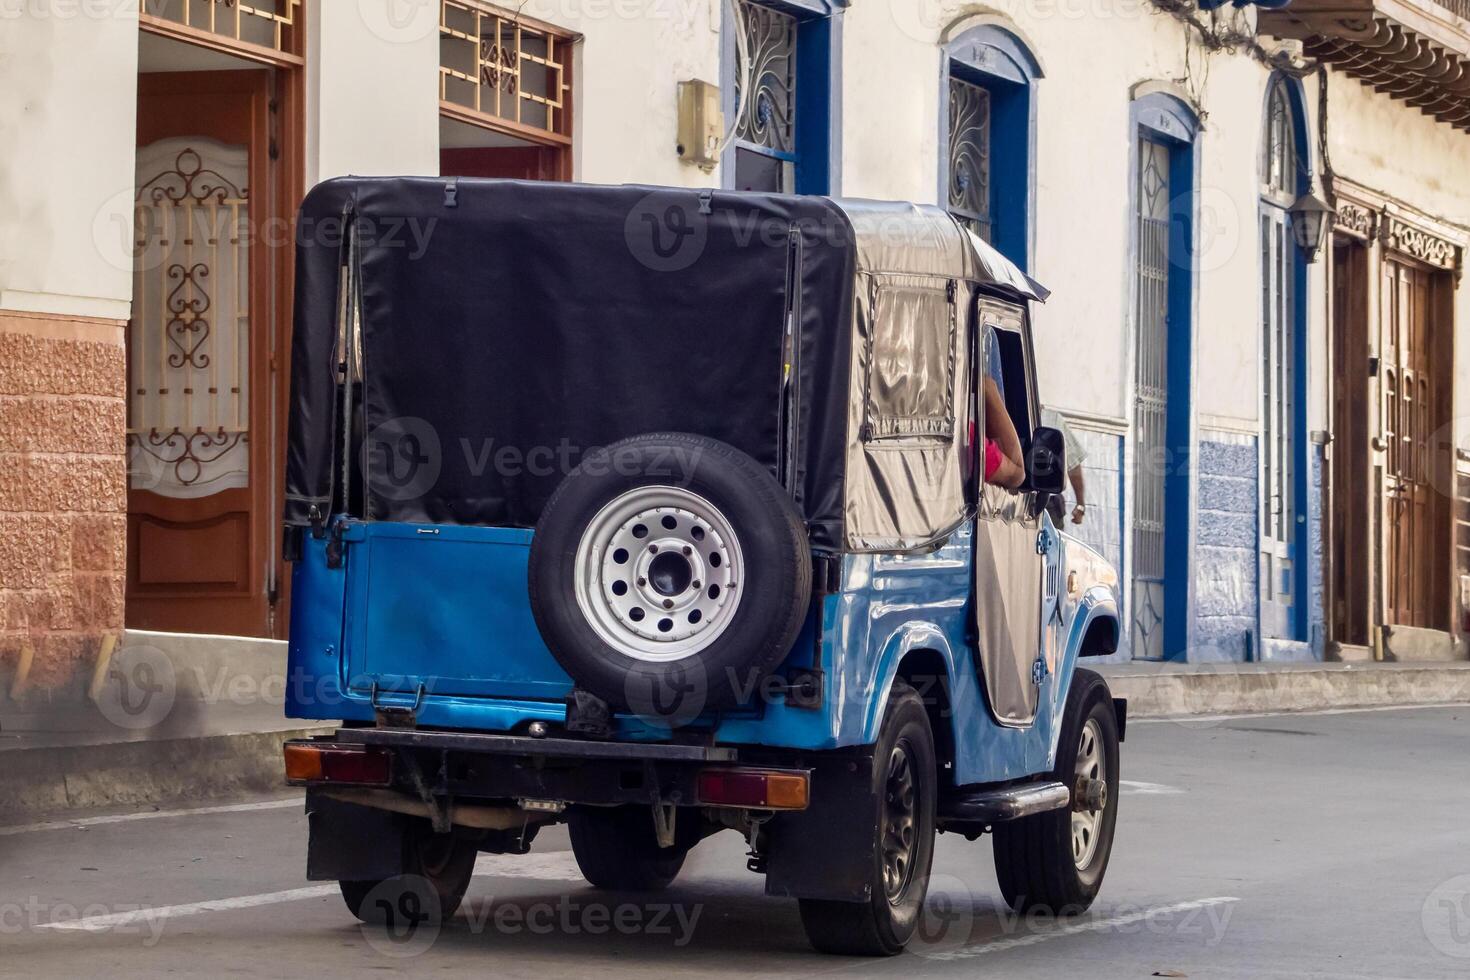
[282,177,1123,956]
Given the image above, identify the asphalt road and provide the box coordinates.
[1,704,1468,979]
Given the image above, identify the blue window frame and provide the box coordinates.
[938,25,1040,270]
[1126,92,1199,661]
[722,0,839,195]
[1258,74,1311,644]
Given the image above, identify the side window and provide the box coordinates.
[864,277,957,441]
[983,323,1033,444]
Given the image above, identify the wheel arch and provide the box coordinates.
[864,625,961,775]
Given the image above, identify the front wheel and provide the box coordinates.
[799,680,937,956]
[992,668,1120,914]
[339,821,479,924]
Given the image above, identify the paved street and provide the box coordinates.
[0,705,1467,979]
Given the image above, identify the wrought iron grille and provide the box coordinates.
[128,139,251,498]
[141,0,300,58]
[733,1,797,154]
[1131,136,1171,659]
[947,76,992,240]
[440,0,572,138]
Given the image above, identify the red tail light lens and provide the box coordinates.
[697,768,809,810]
[284,743,391,785]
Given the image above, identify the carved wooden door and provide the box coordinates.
[126,71,278,637]
[1380,257,1445,630]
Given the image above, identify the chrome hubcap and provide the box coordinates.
[881,740,918,903]
[574,485,743,662]
[1071,717,1106,870]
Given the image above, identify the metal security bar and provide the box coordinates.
[127,140,251,498]
[947,76,992,241]
[1131,136,1171,661]
[439,0,574,143]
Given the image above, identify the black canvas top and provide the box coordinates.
[285,177,856,550]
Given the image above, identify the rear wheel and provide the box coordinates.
[992,668,1120,914]
[799,681,937,956]
[568,805,687,891]
[339,821,478,924]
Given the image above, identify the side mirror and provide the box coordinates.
[1024,425,1067,495]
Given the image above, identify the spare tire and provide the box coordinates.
[528,432,811,718]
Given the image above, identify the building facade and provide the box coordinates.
[1,0,1466,689]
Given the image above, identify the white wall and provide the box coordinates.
[840,1,1284,428]
[306,2,441,185]
[0,3,140,320]
[522,0,722,187]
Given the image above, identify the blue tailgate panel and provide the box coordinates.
[345,522,573,700]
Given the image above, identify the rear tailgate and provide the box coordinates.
[341,521,572,699]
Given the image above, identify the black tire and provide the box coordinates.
[528,432,810,714]
[339,822,478,924]
[992,668,1120,915]
[567,805,688,891]
[799,681,937,956]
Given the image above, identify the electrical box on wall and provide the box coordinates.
[676,79,723,171]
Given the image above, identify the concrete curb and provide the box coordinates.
[1099,662,1470,718]
[0,725,331,824]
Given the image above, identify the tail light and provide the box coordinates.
[284,742,392,785]
[697,768,809,810]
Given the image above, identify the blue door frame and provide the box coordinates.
[938,25,1041,271]
[1128,92,1199,661]
[720,0,841,196]
[1259,73,1313,645]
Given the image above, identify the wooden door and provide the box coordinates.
[1330,238,1370,646]
[126,71,280,637]
[1380,257,1449,630]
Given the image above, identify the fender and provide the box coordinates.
[1039,587,1121,769]
[860,621,961,746]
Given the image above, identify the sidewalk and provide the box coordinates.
[0,630,330,824]
[1097,660,1470,719]
[4,631,1469,824]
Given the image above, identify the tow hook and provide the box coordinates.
[1073,777,1107,813]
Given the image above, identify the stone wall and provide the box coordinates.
[0,312,127,692]
[1194,432,1259,661]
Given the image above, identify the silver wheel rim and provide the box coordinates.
[1072,717,1105,870]
[881,740,918,903]
[573,485,744,663]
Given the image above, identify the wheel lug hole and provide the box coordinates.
[637,577,647,587]
[662,599,673,609]
[681,545,691,555]
[649,544,658,553]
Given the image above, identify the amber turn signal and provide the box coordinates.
[697,768,810,810]
[283,742,391,785]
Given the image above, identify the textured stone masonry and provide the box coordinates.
[0,314,127,691]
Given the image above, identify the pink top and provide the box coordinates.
[983,439,1003,483]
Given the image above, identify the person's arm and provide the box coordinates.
[1068,465,1086,523]
[983,377,1025,489]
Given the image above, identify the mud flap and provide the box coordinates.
[763,753,878,902]
[305,791,407,882]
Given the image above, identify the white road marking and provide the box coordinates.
[0,798,303,837]
[1119,779,1185,795]
[928,896,1241,960]
[1131,701,1469,725]
[34,852,585,933]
